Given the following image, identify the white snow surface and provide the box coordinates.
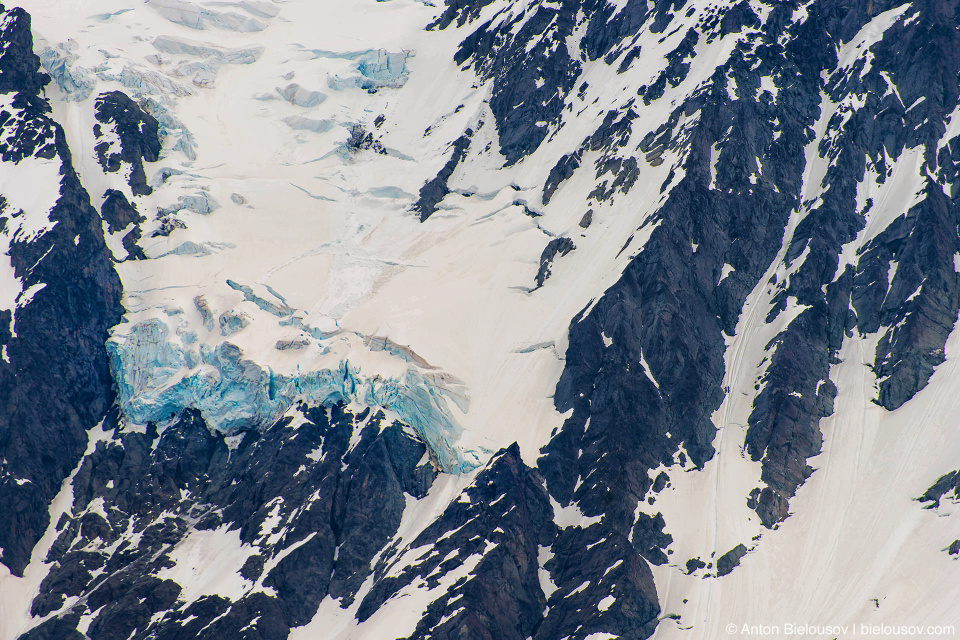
[157,524,257,603]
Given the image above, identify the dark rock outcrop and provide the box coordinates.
[93,91,161,196]
[359,444,556,640]
[716,544,748,576]
[919,469,960,508]
[540,1,823,580]
[444,2,581,165]
[23,404,438,639]
[414,130,472,221]
[535,237,575,288]
[748,0,960,525]
[0,5,123,577]
[100,189,147,260]
[534,524,660,640]
[0,6,50,97]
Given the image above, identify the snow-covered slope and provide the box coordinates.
[2,0,960,638]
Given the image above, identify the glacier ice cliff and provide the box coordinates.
[107,318,481,473]
[37,42,94,102]
[302,48,412,91]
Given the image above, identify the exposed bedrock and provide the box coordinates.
[0,5,123,577]
[94,90,162,196]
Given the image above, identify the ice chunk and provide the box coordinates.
[192,69,216,88]
[219,309,250,336]
[368,186,414,199]
[141,99,198,160]
[160,192,220,215]
[357,50,410,88]
[100,65,195,98]
[159,241,234,257]
[278,83,327,108]
[215,1,281,19]
[149,167,184,188]
[163,241,214,257]
[226,279,294,317]
[275,338,310,350]
[90,9,134,21]
[193,295,216,331]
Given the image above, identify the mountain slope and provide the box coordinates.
[1,0,960,638]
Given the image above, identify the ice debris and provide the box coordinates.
[141,98,198,160]
[278,83,326,108]
[150,167,185,189]
[38,43,95,101]
[159,192,220,215]
[218,309,250,336]
[90,9,134,22]
[226,279,294,317]
[107,318,481,473]
[153,36,265,88]
[158,240,235,258]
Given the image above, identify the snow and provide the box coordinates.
[597,594,616,611]
[834,4,912,78]
[157,523,257,603]
[842,145,927,260]
[538,545,558,600]
[550,496,603,529]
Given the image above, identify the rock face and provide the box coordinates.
[100,190,147,260]
[22,404,438,639]
[6,0,960,638]
[413,130,473,221]
[535,237,575,288]
[93,91,162,196]
[0,4,123,577]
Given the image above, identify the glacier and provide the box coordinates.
[106,317,482,474]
